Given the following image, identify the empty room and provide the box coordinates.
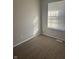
[13,0,65,59]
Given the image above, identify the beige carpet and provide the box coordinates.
[14,34,65,59]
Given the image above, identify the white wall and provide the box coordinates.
[41,0,65,41]
[13,0,41,47]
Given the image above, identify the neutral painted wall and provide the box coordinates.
[13,0,41,47]
[41,0,65,40]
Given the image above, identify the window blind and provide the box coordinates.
[48,1,65,31]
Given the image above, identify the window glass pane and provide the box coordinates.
[48,1,65,31]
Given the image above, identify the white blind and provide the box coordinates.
[48,1,65,31]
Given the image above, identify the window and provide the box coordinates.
[48,1,65,31]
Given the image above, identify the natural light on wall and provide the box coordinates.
[48,1,65,31]
[33,17,39,35]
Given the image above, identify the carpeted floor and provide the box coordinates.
[13,34,65,59]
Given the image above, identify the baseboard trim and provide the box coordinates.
[42,33,65,41]
[13,33,40,48]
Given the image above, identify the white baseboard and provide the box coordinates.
[42,33,65,41]
[13,33,40,48]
